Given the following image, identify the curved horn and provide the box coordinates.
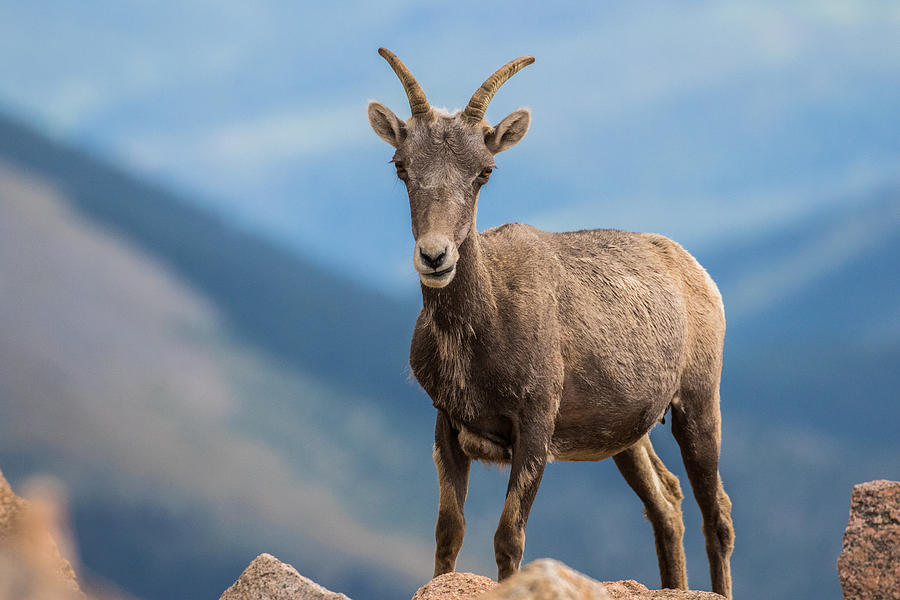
[463,56,535,123]
[378,47,430,117]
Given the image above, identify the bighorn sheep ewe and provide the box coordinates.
[368,48,735,599]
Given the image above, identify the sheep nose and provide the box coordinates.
[419,247,447,269]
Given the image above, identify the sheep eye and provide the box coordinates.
[394,162,407,178]
[479,167,493,179]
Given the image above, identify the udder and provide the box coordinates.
[458,427,513,463]
[454,414,514,463]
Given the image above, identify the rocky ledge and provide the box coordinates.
[3,468,898,599]
[217,478,900,600]
[222,556,725,600]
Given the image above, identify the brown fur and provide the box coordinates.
[369,52,734,598]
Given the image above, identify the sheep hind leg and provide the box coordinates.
[671,388,734,599]
[613,435,688,590]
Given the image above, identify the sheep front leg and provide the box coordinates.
[433,412,471,577]
[494,421,550,580]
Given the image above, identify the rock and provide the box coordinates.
[440,561,725,600]
[602,579,723,599]
[479,559,611,600]
[0,468,31,537]
[220,553,351,600]
[837,479,900,599]
[601,580,649,598]
[412,572,497,600]
[0,468,84,599]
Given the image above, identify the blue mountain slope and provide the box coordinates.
[700,191,900,443]
[0,113,429,431]
[704,189,899,341]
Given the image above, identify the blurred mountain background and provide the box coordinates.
[0,2,898,600]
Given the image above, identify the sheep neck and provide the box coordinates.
[420,228,496,335]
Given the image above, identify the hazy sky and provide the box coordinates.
[1,1,898,294]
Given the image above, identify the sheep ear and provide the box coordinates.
[368,101,405,147]
[484,108,530,154]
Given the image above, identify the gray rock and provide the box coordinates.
[219,553,351,600]
[479,559,611,600]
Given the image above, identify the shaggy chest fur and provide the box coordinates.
[410,318,543,420]
[410,289,563,463]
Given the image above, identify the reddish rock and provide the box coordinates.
[0,468,84,599]
[603,579,723,599]
[412,572,497,600]
[602,580,650,598]
[837,479,900,600]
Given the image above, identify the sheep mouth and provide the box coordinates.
[423,265,455,278]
